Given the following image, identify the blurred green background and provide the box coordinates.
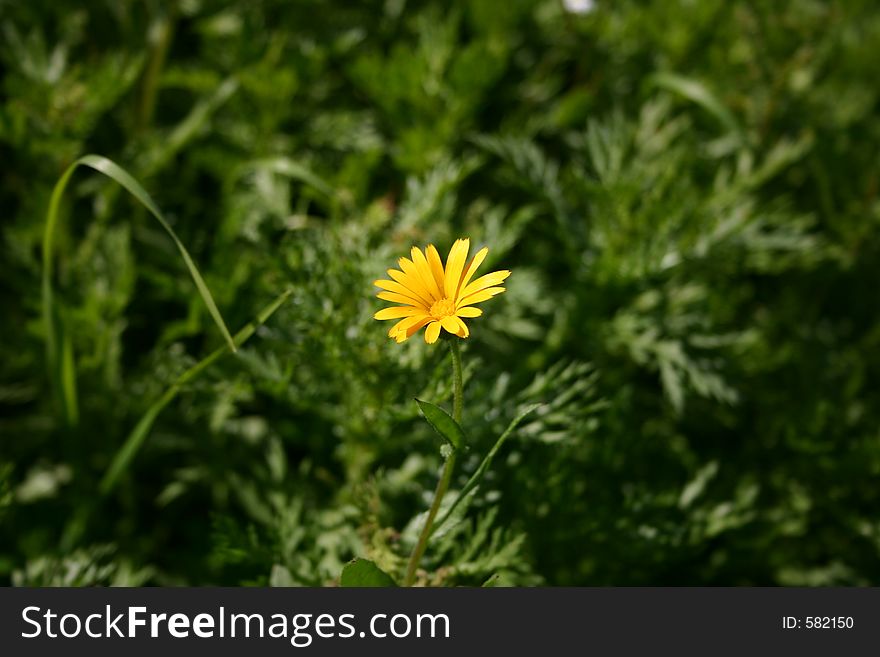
[2,0,880,586]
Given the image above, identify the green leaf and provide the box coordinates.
[415,398,464,450]
[340,559,396,587]
[99,288,292,495]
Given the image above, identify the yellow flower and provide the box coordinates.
[373,238,510,344]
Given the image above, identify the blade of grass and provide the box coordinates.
[648,72,743,139]
[431,403,542,535]
[246,157,335,200]
[55,317,78,427]
[42,154,238,425]
[134,6,178,134]
[42,162,80,427]
[99,288,292,495]
[141,77,238,175]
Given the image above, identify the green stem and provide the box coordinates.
[403,339,463,586]
[450,338,463,424]
[135,6,177,134]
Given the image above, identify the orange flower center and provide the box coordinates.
[429,298,456,319]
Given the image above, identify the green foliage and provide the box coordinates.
[2,0,880,587]
[433,403,541,535]
[340,559,396,587]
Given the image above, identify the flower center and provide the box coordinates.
[429,298,456,319]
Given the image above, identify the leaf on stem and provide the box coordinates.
[415,398,465,450]
[340,559,397,587]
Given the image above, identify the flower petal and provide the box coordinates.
[374,306,424,320]
[411,247,443,300]
[391,315,430,342]
[376,277,430,305]
[377,291,426,307]
[424,321,442,344]
[439,316,460,335]
[426,244,447,292]
[403,317,431,341]
[399,257,438,303]
[388,317,412,338]
[459,270,510,300]
[443,238,470,299]
[455,306,482,318]
[457,246,489,298]
[450,315,469,337]
[457,287,506,307]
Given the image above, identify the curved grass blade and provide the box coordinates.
[99,288,292,495]
[141,78,239,175]
[432,403,542,535]
[648,72,742,138]
[245,157,335,199]
[42,155,238,424]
